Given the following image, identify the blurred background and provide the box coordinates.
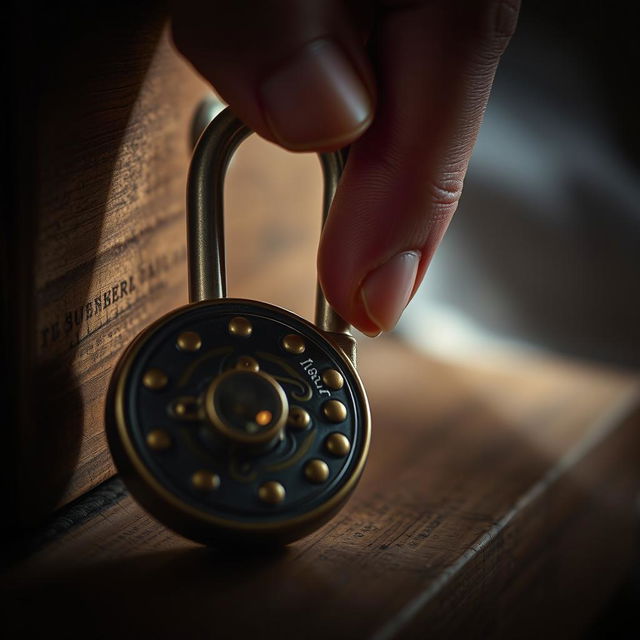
[399,1,640,370]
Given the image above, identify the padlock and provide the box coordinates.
[105,107,371,546]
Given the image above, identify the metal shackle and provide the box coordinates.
[186,107,350,336]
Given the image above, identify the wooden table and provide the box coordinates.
[4,336,639,639]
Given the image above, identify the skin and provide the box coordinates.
[171,0,520,336]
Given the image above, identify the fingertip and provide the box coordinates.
[320,252,422,337]
[359,251,421,332]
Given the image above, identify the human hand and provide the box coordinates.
[171,0,520,335]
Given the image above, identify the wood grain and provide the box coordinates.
[6,2,211,525]
[4,338,638,639]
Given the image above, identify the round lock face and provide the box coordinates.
[107,299,370,544]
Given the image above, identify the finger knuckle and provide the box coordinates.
[426,173,464,212]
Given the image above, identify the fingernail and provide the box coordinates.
[360,251,421,332]
[260,39,372,149]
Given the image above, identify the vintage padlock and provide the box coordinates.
[106,108,370,546]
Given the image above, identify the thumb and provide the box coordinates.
[171,0,375,151]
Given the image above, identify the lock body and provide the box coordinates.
[106,108,370,546]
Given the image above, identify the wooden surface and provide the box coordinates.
[6,2,211,525]
[4,337,639,639]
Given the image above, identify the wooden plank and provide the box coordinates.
[3,338,639,639]
[6,2,210,526]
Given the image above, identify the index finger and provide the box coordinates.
[318,0,520,334]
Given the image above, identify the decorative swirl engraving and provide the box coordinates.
[177,346,233,387]
[265,430,316,472]
[256,351,313,401]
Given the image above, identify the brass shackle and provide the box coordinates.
[187,107,349,336]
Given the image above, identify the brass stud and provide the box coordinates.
[304,459,330,484]
[258,481,286,505]
[287,406,311,430]
[282,334,305,354]
[176,331,202,352]
[228,316,252,337]
[236,355,259,372]
[146,429,172,451]
[171,396,200,420]
[191,470,221,491]
[323,399,347,423]
[142,368,168,390]
[322,368,344,390]
[325,433,351,457]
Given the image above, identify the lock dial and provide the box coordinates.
[106,298,370,545]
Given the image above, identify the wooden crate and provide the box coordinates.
[4,2,207,526]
